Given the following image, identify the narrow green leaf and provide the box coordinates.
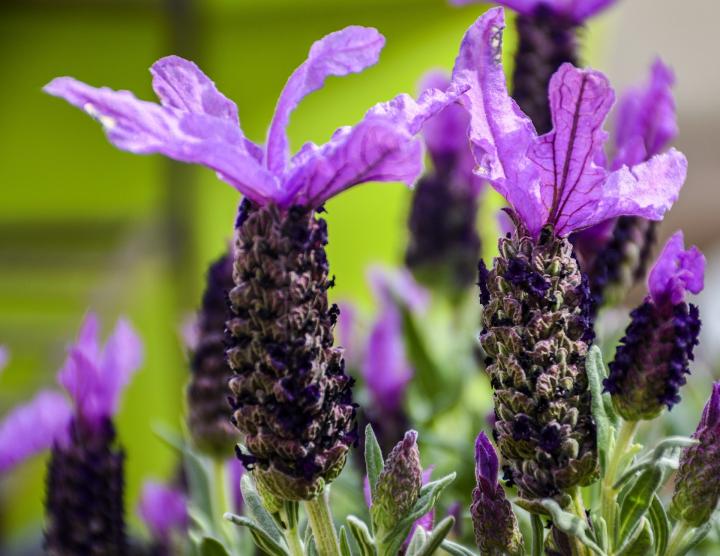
[347,515,376,556]
[586,346,616,474]
[616,519,653,556]
[239,474,284,544]
[224,513,289,556]
[647,495,669,556]
[364,424,384,502]
[339,526,354,556]
[440,539,478,556]
[540,499,605,556]
[184,450,214,529]
[531,513,545,556]
[675,522,711,556]
[406,526,427,555]
[415,516,455,556]
[199,537,231,556]
[619,466,663,541]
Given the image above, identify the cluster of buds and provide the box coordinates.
[471,432,524,556]
[604,231,704,420]
[186,252,239,458]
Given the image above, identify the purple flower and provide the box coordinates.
[363,268,427,413]
[452,8,686,239]
[474,432,499,492]
[336,301,362,370]
[45,28,467,210]
[138,480,188,541]
[451,0,617,22]
[648,231,705,306]
[0,314,141,472]
[0,346,7,374]
[228,457,245,513]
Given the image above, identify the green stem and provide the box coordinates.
[304,490,340,556]
[212,458,234,544]
[569,488,589,556]
[281,503,305,556]
[531,513,544,556]
[666,521,691,556]
[602,420,638,551]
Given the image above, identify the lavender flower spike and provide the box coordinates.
[138,480,188,543]
[453,8,686,239]
[605,232,705,420]
[45,28,466,210]
[471,433,523,556]
[671,383,720,527]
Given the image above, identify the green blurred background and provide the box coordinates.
[3,0,717,550]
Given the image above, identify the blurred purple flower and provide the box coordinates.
[138,480,188,542]
[228,456,245,513]
[451,0,617,22]
[0,314,141,472]
[0,346,7,374]
[452,8,686,238]
[648,232,705,306]
[45,28,467,210]
[336,301,363,370]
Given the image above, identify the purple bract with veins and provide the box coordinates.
[451,8,687,238]
[0,314,142,472]
[474,431,500,493]
[450,0,618,22]
[697,383,720,432]
[45,27,467,209]
[362,267,428,413]
[648,231,705,306]
[138,481,188,541]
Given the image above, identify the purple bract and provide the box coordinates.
[648,231,705,305]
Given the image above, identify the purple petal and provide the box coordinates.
[474,431,499,490]
[419,71,469,161]
[699,383,720,431]
[613,59,677,169]
[336,302,362,369]
[0,391,72,472]
[228,458,245,512]
[0,346,8,375]
[265,26,385,175]
[363,475,372,507]
[452,9,544,235]
[280,118,424,208]
[44,77,279,204]
[648,231,705,305]
[368,267,429,312]
[138,481,188,541]
[151,55,239,122]
[99,318,143,417]
[529,64,614,237]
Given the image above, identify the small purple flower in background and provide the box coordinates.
[470,432,523,556]
[0,346,7,375]
[605,232,705,420]
[671,383,720,527]
[228,457,245,513]
[406,71,484,294]
[138,480,188,543]
[452,8,686,239]
[576,60,679,310]
[361,267,427,450]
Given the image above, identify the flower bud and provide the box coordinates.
[227,201,356,501]
[471,433,524,556]
[670,383,720,527]
[371,430,423,533]
[480,225,598,506]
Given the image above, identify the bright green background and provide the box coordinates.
[0,0,605,546]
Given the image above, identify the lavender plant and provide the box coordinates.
[3,2,718,555]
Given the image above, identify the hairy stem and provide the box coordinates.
[280,502,305,556]
[666,521,691,556]
[569,488,589,556]
[531,513,544,556]
[304,490,340,556]
[601,420,638,550]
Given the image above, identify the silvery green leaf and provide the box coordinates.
[339,526,354,556]
[199,537,231,556]
[188,507,214,538]
[616,518,653,556]
[540,499,606,556]
[223,513,289,556]
[307,537,319,556]
[184,449,214,530]
[379,473,456,556]
[647,495,669,556]
[675,522,712,556]
[531,513,545,556]
[415,516,455,556]
[239,474,284,544]
[586,346,616,473]
[406,526,427,555]
[364,425,384,504]
[619,466,663,541]
[440,539,478,556]
[347,515,376,556]
[589,512,608,552]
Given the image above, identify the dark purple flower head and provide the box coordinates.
[648,231,705,306]
[138,480,188,541]
[451,0,618,23]
[452,8,686,239]
[474,432,499,492]
[0,314,141,472]
[45,28,467,210]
